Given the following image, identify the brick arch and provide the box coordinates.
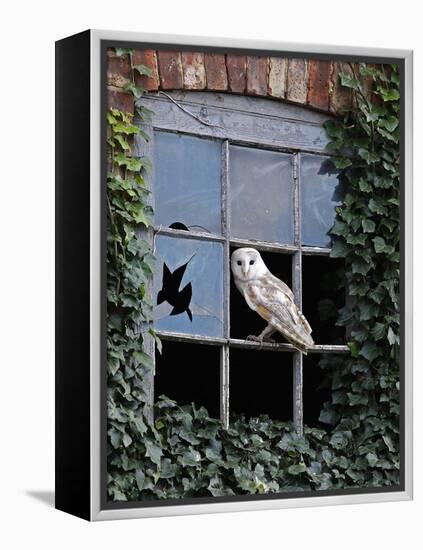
[106,48,355,116]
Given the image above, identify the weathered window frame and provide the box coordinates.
[135,91,349,434]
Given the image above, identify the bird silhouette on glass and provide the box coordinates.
[157,255,195,322]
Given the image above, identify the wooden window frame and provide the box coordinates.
[135,91,349,434]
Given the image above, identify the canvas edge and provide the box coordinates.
[89,29,413,521]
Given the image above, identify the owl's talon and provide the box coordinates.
[246,334,261,343]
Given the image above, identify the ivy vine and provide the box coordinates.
[319,63,401,485]
[106,54,401,501]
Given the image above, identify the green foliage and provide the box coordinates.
[319,62,401,485]
[109,397,385,501]
[106,58,400,502]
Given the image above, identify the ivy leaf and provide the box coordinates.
[362,218,376,233]
[133,351,154,369]
[366,452,378,467]
[379,116,399,133]
[136,105,155,122]
[360,341,381,361]
[324,120,343,138]
[149,328,162,354]
[144,439,163,465]
[358,178,372,193]
[125,158,142,172]
[368,286,385,304]
[107,111,118,125]
[112,122,139,135]
[178,449,201,467]
[205,447,225,465]
[339,73,361,90]
[319,404,339,425]
[347,341,360,358]
[365,104,387,121]
[387,327,399,345]
[368,198,388,215]
[114,134,130,151]
[382,435,396,453]
[347,393,368,406]
[332,157,352,169]
[287,463,307,475]
[133,64,153,77]
[377,127,399,144]
[160,458,178,479]
[358,149,380,163]
[123,82,144,98]
[378,88,400,102]
[352,258,372,276]
[115,47,133,56]
[373,237,394,254]
[135,469,145,490]
[371,322,386,341]
[330,240,348,258]
[330,431,352,450]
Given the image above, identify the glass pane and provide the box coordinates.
[301,154,342,247]
[154,235,224,337]
[229,146,294,244]
[154,132,222,235]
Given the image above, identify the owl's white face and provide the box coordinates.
[231,248,268,282]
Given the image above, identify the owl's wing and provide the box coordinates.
[266,272,295,301]
[245,278,314,353]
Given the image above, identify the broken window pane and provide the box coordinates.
[155,341,220,418]
[230,247,292,340]
[154,235,224,337]
[230,348,293,421]
[229,146,294,244]
[153,131,222,235]
[302,255,345,345]
[301,154,342,247]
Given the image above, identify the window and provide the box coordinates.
[135,91,349,434]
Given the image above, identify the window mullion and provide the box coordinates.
[292,152,304,436]
[220,139,230,429]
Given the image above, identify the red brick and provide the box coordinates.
[307,60,331,110]
[246,56,268,96]
[107,87,134,114]
[268,57,288,98]
[106,51,131,88]
[157,51,183,90]
[287,58,308,104]
[181,52,206,89]
[204,53,228,91]
[329,62,353,114]
[226,55,246,93]
[132,49,159,91]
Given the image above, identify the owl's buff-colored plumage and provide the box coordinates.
[231,248,314,354]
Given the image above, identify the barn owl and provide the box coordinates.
[231,248,314,354]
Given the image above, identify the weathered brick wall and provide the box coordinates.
[107,48,356,116]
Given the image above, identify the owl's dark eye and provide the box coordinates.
[237,260,242,266]
[249,260,255,265]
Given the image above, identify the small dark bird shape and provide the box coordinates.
[157,256,195,322]
[169,222,189,231]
